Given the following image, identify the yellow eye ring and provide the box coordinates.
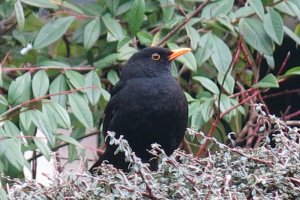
[152,53,160,61]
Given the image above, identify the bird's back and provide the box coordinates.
[103,76,187,170]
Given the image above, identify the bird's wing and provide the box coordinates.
[102,81,125,137]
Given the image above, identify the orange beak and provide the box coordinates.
[168,48,192,61]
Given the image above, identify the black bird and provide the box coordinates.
[90,47,190,173]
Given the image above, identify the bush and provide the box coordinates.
[6,108,300,199]
[0,0,300,198]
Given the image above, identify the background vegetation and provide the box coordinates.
[0,0,300,198]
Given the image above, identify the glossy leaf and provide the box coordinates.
[217,72,235,94]
[283,66,300,76]
[283,25,300,45]
[186,25,201,50]
[193,76,220,94]
[56,134,84,149]
[32,70,49,98]
[85,70,101,106]
[14,0,25,30]
[125,0,145,34]
[94,53,119,70]
[263,8,283,45]
[32,110,55,146]
[34,138,52,160]
[20,0,58,9]
[7,72,31,106]
[19,108,35,132]
[253,74,279,88]
[65,70,86,89]
[239,18,273,55]
[200,97,214,122]
[137,31,153,46]
[0,138,26,170]
[68,93,93,128]
[211,34,232,72]
[195,32,213,66]
[102,15,124,40]
[107,70,119,86]
[42,100,71,129]
[84,18,101,49]
[49,74,69,108]
[33,16,75,49]
[160,0,174,22]
[201,0,234,19]
[248,0,264,19]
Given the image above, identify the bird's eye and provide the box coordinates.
[151,53,161,61]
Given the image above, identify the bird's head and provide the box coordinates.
[121,47,191,79]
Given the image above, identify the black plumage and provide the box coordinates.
[90,47,190,173]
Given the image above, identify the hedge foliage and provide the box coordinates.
[0,0,300,198]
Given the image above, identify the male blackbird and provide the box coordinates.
[90,47,190,173]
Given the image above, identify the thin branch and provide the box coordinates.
[196,90,260,157]
[0,66,95,72]
[156,0,212,46]
[277,51,290,75]
[262,88,300,99]
[28,131,100,162]
[283,110,300,120]
[0,86,97,120]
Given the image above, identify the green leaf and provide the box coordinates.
[32,110,55,146]
[253,73,279,88]
[0,188,8,200]
[201,0,234,19]
[85,71,101,106]
[283,66,300,77]
[19,108,35,132]
[217,72,235,94]
[195,32,213,66]
[32,70,49,98]
[20,0,58,9]
[43,100,71,129]
[68,93,93,128]
[211,34,232,72]
[125,0,145,34]
[102,15,124,40]
[107,70,119,86]
[200,97,214,122]
[193,76,220,94]
[34,138,52,160]
[218,94,232,121]
[106,0,119,15]
[239,18,273,55]
[283,25,300,45]
[263,8,283,45]
[186,25,201,50]
[0,138,26,171]
[137,31,153,46]
[56,134,84,149]
[62,1,84,14]
[33,16,75,49]
[167,42,197,71]
[248,0,264,20]
[65,70,85,89]
[84,18,101,49]
[191,109,204,131]
[14,0,25,30]
[49,74,69,108]
[8,72,31,106]
[159,0,174,22]
[94,53,119,70]
[4,121,20,138]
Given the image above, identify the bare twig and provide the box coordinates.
[156,0,212,46]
